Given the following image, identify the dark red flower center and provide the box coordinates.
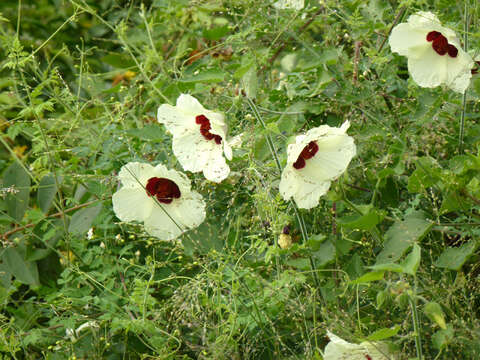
[146,177,181,204]
[293,141,319,170]
[426,31,458,58]
[196,115,222,145]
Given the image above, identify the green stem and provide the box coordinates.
[246,98,319,287]
[459,2,469,154]
[410,277,423,360]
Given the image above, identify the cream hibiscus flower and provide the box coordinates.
[324,331,394,360]
[389,11,474,93]
[157,94,232,183]
[112,162,206,240]
[279,121,356,209]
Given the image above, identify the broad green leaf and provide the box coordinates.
[286,258,311,271]
[2,247,40,286]
[337,205,384,231]
[101,53,136,69]
[313,241,336,267]
[424,302,447,330]
[3,161,31,222]
[126,124,165,141]
[407,157,443,193]
[434,241,478,271]
[350,271,384,284]
[376,211,432,264]
[400,243,421,275]
[179,69,224,84]
[432,325,454,350]
[0,264,12,288]
[37,173,60,214]
[68,203,102,235]
[366,326,400,341]
[369,263,404,273]
[203,25,229,41]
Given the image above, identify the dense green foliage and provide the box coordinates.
[1,0,480,358]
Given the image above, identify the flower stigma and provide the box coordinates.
[195,115,222,144]
[293,141,318,169]
[146,177,181,204]
[426,31,458,58]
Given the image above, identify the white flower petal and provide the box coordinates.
[144,202,185,241]
[408,46,448,88]
[389,23,429,57]
[176,93,207,115]
[223,141,233,161]
[203,152,230,183]
[446,52,474,93]
[112,187,153,222]
[324,331,393,360]
[172,191,206,230]
[407,11,441,30]
[303,135,356,181]
[157,103,193,137]
[144,190,206,241]
[279,167,331,209]
[118,162,156,189]
[172,132,214,173]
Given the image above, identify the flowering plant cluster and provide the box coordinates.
[113,93,356,240]
[113,11,475,243]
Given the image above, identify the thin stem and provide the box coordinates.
[246,98,282,172]
[2,198,103,241]
[246,97,319,287]
[410,277,423,360]
[459,89,467,154]
[459,1,469,154]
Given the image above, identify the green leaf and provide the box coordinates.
[366,326,400,341]
[37,173,60,214]
[350,271,384,284]
[337,205,384,231]
[203,25,230,41]
[179,69,224,84]
[126,124,165,141]
[313,241,336,267]
[101,53,136,69]
[3,161,31,222]
[286,258,311,271]
[434,241,478,271]
[424,302,447,330]
[432,325,454,350]
[369,263,404,273]
[400,243,421,275]
[407,157,442,193]
[2,247,40,286]
[376,211,432,264]
[68,203,102,235]
[241,64,257,98]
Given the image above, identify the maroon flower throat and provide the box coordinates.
[146,177,181,204]
[196,115,222,144]
[293,141,319,169]
[426,31,458,58]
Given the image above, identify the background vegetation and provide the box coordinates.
[1,0,480,358]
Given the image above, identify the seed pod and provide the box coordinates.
[278,233,292,249]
